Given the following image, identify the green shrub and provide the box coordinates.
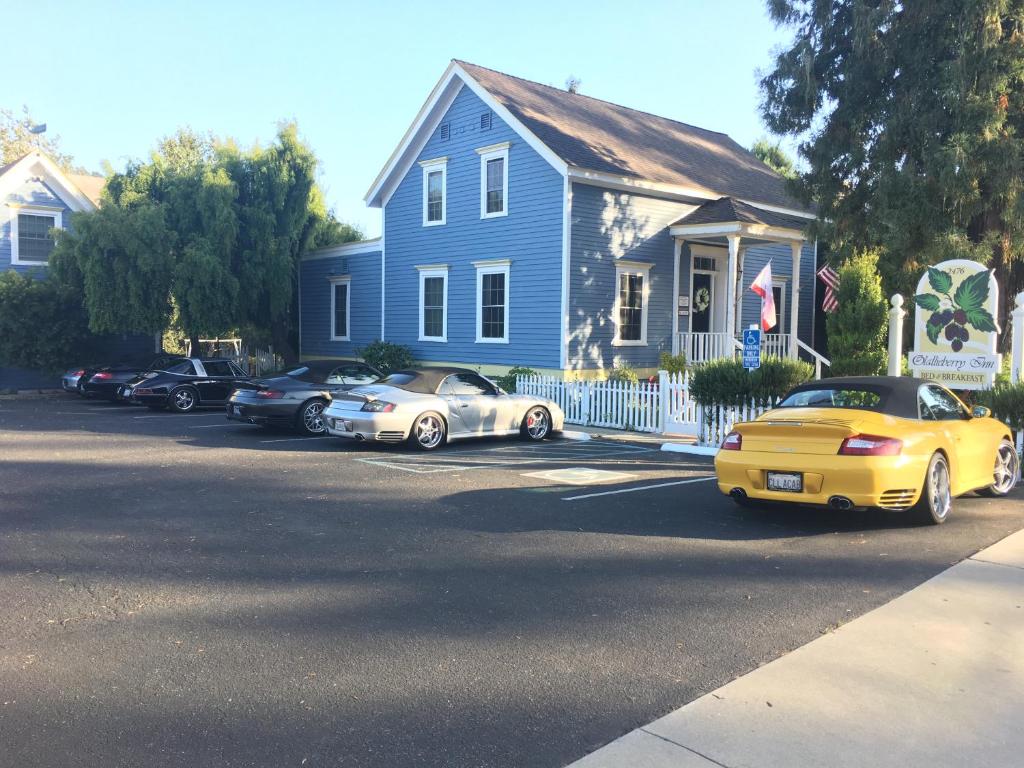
[976,382,1024,431]
[0,271,90,373]
[495,366,537,393]
[658,351,687,375]
[690,356,814,407]
[358,340,414,375]
[608,364,639,385]
[826,251,888,377]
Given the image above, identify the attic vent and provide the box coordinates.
[439,123,450,141]
[480,112,492,131]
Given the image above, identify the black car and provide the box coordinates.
[129,358,253,412]
[226,360,381,435]
[81,354,188,401]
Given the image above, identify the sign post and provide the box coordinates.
[910,259,1001,390]
[742,327,762,370]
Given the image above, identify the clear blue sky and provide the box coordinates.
[8,0,794,238]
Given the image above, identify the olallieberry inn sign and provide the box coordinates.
[911,259,1001,390]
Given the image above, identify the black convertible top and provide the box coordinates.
[381,367,479,394]
[784,376,939,420]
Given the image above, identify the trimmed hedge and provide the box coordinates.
[975,382,1024,432]
[690,356,815,407]
[358,340,413,375]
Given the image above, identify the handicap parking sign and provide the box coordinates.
[742,328,761,370]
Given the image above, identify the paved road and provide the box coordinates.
[1,396,1022,768]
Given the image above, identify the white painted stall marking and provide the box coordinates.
[562,476,716,501]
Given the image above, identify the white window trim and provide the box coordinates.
[328,276,351,341]
[474,259,511,344]
[476,141,510,219]
[612,261,651,347]
[419,157,448,227]
[417,264,449,342]
[9,205,63,266]
[769,276,788,334]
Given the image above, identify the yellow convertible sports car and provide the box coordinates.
[714,376,1019,524]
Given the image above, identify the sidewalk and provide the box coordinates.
[568,529,1024,768]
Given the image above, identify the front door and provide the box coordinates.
[690,272,714,333]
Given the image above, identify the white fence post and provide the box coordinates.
[887,293,905,377]
[1012,291,1024,385]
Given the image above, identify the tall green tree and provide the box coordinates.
[751,137,797,179]
[826,251,889,376]
[1,106,83,172]
[53,124,358,359]
[761,1,1024,344]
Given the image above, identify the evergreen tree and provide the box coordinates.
[751,138,797,179]
[761,1,1024,345]
[826,251,889,376]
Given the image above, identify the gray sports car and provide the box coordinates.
[322,367,565,450]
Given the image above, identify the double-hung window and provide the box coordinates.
[474,259,510,343]
[419,157,448,226]
[613,262,651,346]
[329,276,350,341]
[476,142,509,218]
[417,265,448,342]
[11,207,62,265]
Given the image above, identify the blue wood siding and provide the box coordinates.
[738,242,816,346]
[383,85,564,369]
[299,251,382,359]
[568,184,695,371]
[1,179,74,276]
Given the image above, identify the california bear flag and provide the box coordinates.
[750,261,777,332]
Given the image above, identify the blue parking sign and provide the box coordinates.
[742,328,761,370]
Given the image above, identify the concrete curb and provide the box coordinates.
[560,430,593,442]
[661,442,717,457]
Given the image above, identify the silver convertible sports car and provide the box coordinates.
[322,367,565,450]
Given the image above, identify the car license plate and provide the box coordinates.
[767,471,803,492]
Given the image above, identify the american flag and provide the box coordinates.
[818,264,840,313]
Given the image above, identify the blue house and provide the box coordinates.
[0,151,155,388]
[300,61,821,378]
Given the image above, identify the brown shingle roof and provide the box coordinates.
[68,173,105,206]
[672,197,810,230]
[457,61,808,213]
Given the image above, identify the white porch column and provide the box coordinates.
[789,241,802,358]
[726,234,741,341]
[735,246,747,334]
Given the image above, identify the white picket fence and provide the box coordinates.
[516,370,775,444]
[231,346,283,377]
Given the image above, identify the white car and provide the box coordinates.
[322,367,565,450]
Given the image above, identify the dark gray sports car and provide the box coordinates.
[226,360,382,435]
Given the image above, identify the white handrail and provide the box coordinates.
[795,338,830,379]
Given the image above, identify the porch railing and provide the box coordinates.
[678,332,792,364]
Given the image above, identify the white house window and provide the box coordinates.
[417,265,448,342]
[474,259,511,343]
[329,277,350,341]
[476,142,510,219]
[419,157,448,226]
[613,261,651,346]
[11,207,62,265]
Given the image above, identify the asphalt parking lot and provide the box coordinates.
[2,395,1023,768]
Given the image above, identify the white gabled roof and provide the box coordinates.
[363,61,568,208]
[0,151,99,212]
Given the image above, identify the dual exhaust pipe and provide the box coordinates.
[730,487,854,511]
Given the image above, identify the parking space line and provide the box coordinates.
[259,436,334,444]
[561,476,716,501]
[189,423,241,430]
[133,414,226,420]
[53,411,107,416]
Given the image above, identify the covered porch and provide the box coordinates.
[667,197,826,373]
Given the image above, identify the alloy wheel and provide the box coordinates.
[525,408,550,439]
[929,457,951,520]
[303,401,326,434]
[174,389,195,411]
[415,414,444,449]
[992,443,1020,494]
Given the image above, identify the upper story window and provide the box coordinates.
[329,276,351,341]
[417,264,448,342]
[474,259,510,343]
[11,207,62,265]
[476,143,510,219]
[419,157,448,227]
[613,261,651,346]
